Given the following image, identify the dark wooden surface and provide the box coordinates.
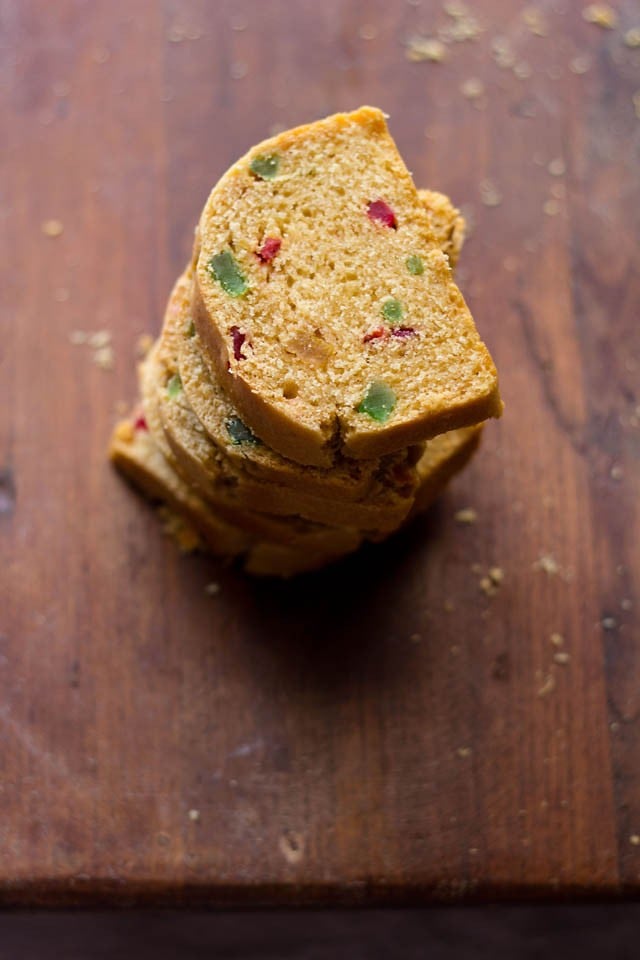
[1,0,639,906]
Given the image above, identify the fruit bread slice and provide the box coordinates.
[109,415,355,575]
[193,106,502,467]
[151,297,418,533]
[139,343,364,553]
[179,187,462,498]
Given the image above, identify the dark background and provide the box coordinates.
[5,906,640,959]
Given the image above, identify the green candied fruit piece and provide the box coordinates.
[381,298,404,323]
[167,373,182,399]
[249,153,280,180]
[225,416,260,446]
[208,250,249,297]
[357,381,397,423]
[406,254,424,275]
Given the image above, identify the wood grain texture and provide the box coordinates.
[0,0,638,905]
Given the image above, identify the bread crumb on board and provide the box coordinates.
[460,77,485,99]
[522,6,548,37]
[455,507,477,525]
[94,345,114,370]
[537,672,556,697]
[569,54,592,74]
[480,566,504,597]
[537,554,559,574]
[70,329,115,371]
[479,179,502,207]
[405,36,447,62]
[535,554,574,582]
[492,40,515,70]
[439,2,482,44]
[279,830,305,865]
[88,331,111,348]
[582,4,618,29]
[553,651,570,665]
[543,198,562,216]
[548,157,566,176]
[167,23,203,43]
[41,219,64,237]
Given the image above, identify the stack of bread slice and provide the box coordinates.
[110,108,502,576]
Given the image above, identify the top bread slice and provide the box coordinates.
[180,188,460,499]
[193,106,502,467]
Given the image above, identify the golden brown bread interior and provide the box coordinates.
[194,106,501,467]
[180,187,462,498]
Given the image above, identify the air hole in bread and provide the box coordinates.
[282,380,299,399]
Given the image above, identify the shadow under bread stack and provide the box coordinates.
[110,107,502,576]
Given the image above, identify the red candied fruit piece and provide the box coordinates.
[230,326,248,361]
[256,237,282,263]
[391,326,417,339]
[363,326,388,344]
[367,199,397,229]
[133,413,148,431]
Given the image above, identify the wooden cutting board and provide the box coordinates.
[1,0,638,905]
